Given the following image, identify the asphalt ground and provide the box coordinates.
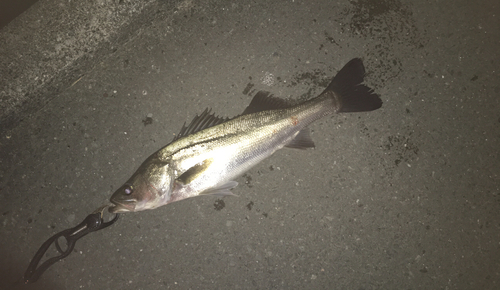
[1,0,499,289]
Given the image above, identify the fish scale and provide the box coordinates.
[109,58,382,213]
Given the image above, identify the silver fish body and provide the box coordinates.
[109,58,382,213]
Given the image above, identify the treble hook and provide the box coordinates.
[21,204,119,284]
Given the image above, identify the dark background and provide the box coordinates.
[1,0,499,289]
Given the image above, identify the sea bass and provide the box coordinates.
[109,58,382,213]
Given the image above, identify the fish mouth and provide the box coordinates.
[108,200,136,213]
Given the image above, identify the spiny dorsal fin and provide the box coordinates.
[242,91,294,115]
[172,108,228,141]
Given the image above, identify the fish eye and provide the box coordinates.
[124,184,133,195]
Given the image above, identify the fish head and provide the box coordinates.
[109,158,173,213]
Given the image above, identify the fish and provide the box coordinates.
[108,58,382,213]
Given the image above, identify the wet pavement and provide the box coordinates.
[1,0,499,289]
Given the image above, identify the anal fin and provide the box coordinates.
[285,128,315,149]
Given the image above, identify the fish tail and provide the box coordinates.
[323,58,382,113]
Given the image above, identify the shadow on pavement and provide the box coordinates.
[0,246,64,290]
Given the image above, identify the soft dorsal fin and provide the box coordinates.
[242,91,293,115]
[173,108,228,141]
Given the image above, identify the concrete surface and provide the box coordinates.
[0,0,159,132]
[1,0,499,289]
[0,0,38,29]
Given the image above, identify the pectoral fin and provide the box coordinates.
[199,181,239,197]
[176,158,214,185]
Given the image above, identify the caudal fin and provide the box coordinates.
[324,58,382,113]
